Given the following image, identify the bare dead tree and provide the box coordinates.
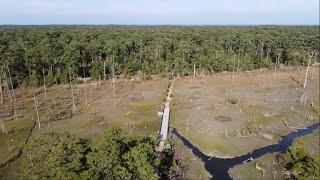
[84,82,88,106]
[112,56,115,87]
[98,75,101,87]
[260,42,264,63]
[7,67,16,103]
[89,84,93,104]
[29,154,33,169]
[186,117,190,130]
[225,130,230,138]
[113,83,117,107]
[82,65,88,106]
[103,60,106,81]
[6,85,12,103]
[33,93,41,129]
[300,51,316,104]
[256,162,266,176]
[193,64,196,79]
[42,68,47,99]
[232,55,236,80]
[139,45,142,66]
[3,71,12,102]
[274,46,281,79]
[290,76,303,88]
[237,49,241,74]
[310,51,318,80]
[112,57,117,107]
[1,119,7,134]
[302,54,313,89]
[13,104,18,121]
[0,75,3,104]
[69,74,76,112]
[266,48,270,65]
[7,67,17,120]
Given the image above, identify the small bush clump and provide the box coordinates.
[282,146,319,179]
[227,97,239,105]
[215,115,232,122]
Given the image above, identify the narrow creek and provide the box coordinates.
[172,123,320,180]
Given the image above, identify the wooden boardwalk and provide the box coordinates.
[160,107,170,141]
[156,79,174,152]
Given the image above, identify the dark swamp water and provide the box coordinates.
[172,123,320,180]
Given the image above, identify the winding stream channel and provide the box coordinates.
[172,123,320,180]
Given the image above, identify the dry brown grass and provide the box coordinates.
[171,67,319,157]
[0,77,167,179]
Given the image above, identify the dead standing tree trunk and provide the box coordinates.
[98,75,101,87]
[274,46,280,79]
[193,64,196,79]
[112,57,117,107]
[256,162,266,177]
[84,82,88,106]
[260,42,264,65]
[0,75,3,104]
[7,67,17,120]
[7,67,16,102]
[33,93,41,129]
[266,48,270,66]
[82,66,88,106]
[89,85,93,104]
[237,49,241,74]
[103,61,106,81]
[69,74,76,113]
[310,52,318,80]
[1,119,7,134]
[232,55,236,80]
[3,72,12,102]
[300,51,316,104]
[42,68,48,99]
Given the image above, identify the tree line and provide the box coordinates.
[0,25,319,88]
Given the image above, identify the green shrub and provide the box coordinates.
[24,70,40,87]
[227,97,239,105]
[282,146,319,179]
[46,74,55,86]
[215,115,232,122]
[90,62,104,80]
[22,132,89,179]
[125,61,141,76]
[22,127,178,179]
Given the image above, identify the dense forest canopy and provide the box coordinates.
[0,25,319,88]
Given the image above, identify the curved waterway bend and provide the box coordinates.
[172,123,320,180]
